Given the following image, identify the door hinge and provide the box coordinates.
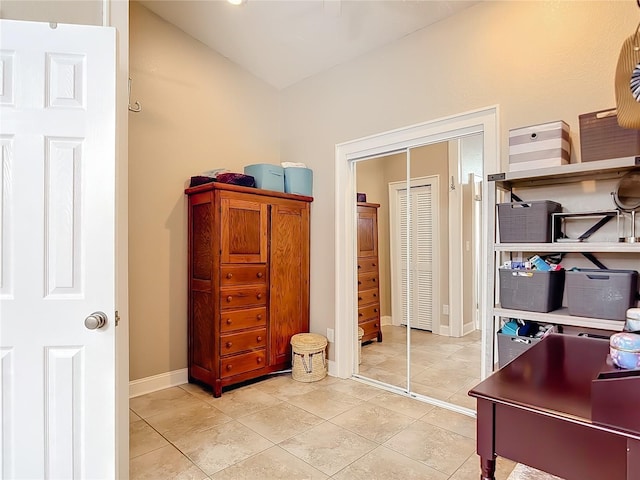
[115,310,120,327]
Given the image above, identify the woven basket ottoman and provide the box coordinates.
[290,333,328,382]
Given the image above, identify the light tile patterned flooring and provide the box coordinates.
[130,325,524,479]
[358,325,482,410]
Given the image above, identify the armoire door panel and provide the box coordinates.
[357,205,378,258]
[269,203,310,365]
[220,197,268,264]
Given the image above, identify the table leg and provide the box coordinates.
[480,456,496,480]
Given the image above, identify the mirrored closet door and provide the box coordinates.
[354,134,484,411]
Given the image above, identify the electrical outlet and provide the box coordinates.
[443,304,449,315]
[326,328,335,343]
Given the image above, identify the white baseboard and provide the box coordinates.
[327,359,337,377]
[439,325,451,336]
[380,315,392,326]
[129,368,188,398]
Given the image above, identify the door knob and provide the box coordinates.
[85,311,107,330]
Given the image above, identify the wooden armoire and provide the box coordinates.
[357,202,382,343]
[185,182,312,397]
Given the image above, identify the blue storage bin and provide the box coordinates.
[244,164,284,192]
[284,167,313,196]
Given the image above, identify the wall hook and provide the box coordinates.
[128,77,142,112]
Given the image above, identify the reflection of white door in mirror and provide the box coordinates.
[388,178,440,333]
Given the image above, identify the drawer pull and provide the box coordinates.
[226,342,232,348]
[226,364,233,371]
[257,272,263,278]
[358,280,362,285]
[226,318,232,325]
[257,336,262,342]
[257,357,263,364]
[372,278,376,282]
[372,263,376,267]
[257,293,262,300]
[257,314,263,320]
[226,296,232,303]
[375,323,379,328]
[358,296,362,301]
[373,293,377,297]
[226,273,233,279]
[359,312,363,317]
[374,308,378,313]
[357,265,361,269]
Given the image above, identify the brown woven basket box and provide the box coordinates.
[579,109,640,162]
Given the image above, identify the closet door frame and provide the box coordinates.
[334,106,499,386]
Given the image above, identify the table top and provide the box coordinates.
[469,333,610,422]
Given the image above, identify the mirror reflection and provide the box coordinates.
[354,135,484,409]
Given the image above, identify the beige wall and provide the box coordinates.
[0,0,103,24]
[128,2,280,380]
[280,0,634,359]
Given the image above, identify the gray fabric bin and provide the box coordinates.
[498,200,562,243]
[566,269,639,321]
[499,268,565,313]
[497,332,542,368]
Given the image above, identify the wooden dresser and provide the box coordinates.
[357,202,382,343]
[185,182,312,397]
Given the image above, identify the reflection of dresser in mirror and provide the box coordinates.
[357,202,382,342]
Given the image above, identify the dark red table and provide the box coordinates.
[469,333,640,480]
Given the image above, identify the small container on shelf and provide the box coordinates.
[579,109,640,163]
[508,120,570,172]
[499,268,565,313]
[566,269,639,321]
[498,200,562,243]
[609,332,640,369]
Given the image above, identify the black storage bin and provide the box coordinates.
[498,200,562,243]
[499,268,565,313]
[566,269,639,321]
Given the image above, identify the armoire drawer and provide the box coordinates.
[357,257,379,274]
[220,328,267,356]
[220,285,268,309]
[358,289,379,306]
[359,318,381,338]
[220,265,267,286]
[358,303,380,322]
[220,307,267,333]
[220,350,266,378]
[357,272,379,292]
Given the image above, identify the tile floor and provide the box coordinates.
[130,372,519,479]
[358,325,482,410]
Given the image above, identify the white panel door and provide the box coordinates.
[391,178,439,332]
[0,20,116,480]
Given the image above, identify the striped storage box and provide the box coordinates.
[509,121,570,172]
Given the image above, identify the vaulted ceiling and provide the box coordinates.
[140,0,479,90]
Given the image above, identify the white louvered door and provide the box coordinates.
[398,184,437,331]
[0,20,116,479]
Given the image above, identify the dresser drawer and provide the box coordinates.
[360,318,381,339]
[220,265,267,286]
[357,257,379,274]
[220,307,267,333]
[357,272,379,292]
[358,303,380,323]
[220,285,268,309]
[220,350,266,379]
[220,328,267,356]
[357,289,379,306]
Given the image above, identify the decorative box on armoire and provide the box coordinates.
[185,182,312,397]
[357,202,382,343]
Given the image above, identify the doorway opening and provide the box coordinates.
[334,106,499,413]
